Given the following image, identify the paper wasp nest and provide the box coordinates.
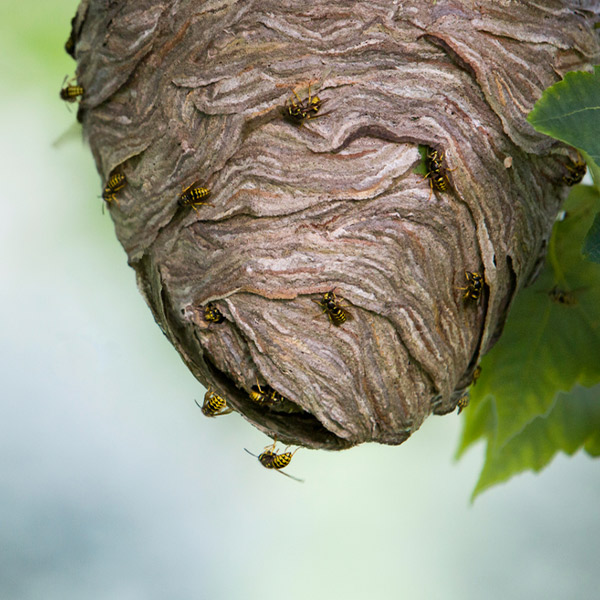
[72,1,600,449]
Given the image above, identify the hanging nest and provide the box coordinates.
[69,0,600,449]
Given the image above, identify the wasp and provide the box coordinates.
[547,285,579,306]
[249,381,271,405]
[59,76,84,103]
[248,380,288,407]
[248,381,276,406]
[102,172,126,207]
[471,365,481,385]
[195,387,233,417]
[456,392,470,415]
[562,153,586,186]
[65,33,75,58]
[458,271,484,302]
[283,83,327,127]
[244,440,303,482]
[420,147,455,199]
[203,302,224,323]
[178,182,213,213]
[313,289,352,326]
[268,389,287,406]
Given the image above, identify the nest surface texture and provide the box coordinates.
[72,0,600,449]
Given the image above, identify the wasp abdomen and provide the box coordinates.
[197,388,232,417]
[60,85,84,102]
[102,172,126,205]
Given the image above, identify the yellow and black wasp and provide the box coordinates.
[268,388,287,406]
[59,76,84,103]
[456,392,470,415]
[178,182,213,213]
[249,381,272,406]
[420,147,455,199]
[244,439,303,482]
[203,302,224,324]
[458,271,484,302]
[457,365,481,415]
[283,83,327,127]
[195,387,233,417]
[102,172,126,207]
[562,153,587,186]
[248,381,287,406]
[313,289,353,326]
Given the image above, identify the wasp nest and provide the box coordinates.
[70,1,600,449]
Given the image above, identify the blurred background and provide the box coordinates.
[1,2,599,599]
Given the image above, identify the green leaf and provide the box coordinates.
[584,430,600,456]
[582,210,600,263]
[471,385,600,498]
[413,145,429,176]
[459,185,600,496]
[527,66,600,167]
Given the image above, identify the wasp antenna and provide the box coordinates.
[244,448,259,459]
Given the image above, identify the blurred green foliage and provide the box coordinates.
[527,67,600,180]
[458,186,600,498]
[0,0,80,91]
[527,66,600,261]
[583,213,600,263]
[461,67,600,499]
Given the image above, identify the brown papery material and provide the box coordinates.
[72,0,600,449]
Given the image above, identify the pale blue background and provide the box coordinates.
[1,2,599,599]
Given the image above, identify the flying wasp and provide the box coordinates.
[420,147,455,199]
[59,76,84,103]
[313,289,353,327]
[283,83,327,127]
[195,387,233,417]
[562,153,586,186]
[102,172,126,207]
[178,182,213,213]
[203,302,224,324]
[244,439,303,482]
[458,271,484,302]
